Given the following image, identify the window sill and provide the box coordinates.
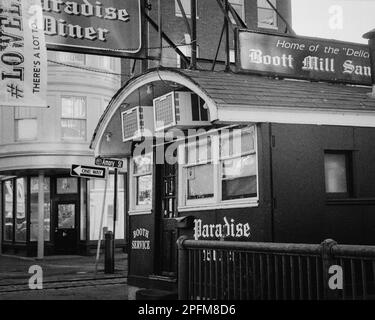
[178,199,259,212]
[128,209,152,216]
[149,275,176,283]
[258,24,278,30]
[326,198,375,206]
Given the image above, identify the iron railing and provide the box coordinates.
[177,237,375,300]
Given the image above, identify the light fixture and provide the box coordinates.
[146,84,153,95]
[105,132,112,142]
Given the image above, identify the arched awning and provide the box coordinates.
[90,67,375,157]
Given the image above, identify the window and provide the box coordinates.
[257,0,277,29]
[30,177,51,241]
[98,56,115,70]
[220,127,257,200]
[88,174,125,239]
[130,153,153,213]
[230,49,235,63]
[185,136,215,203]
[324,151,352,197]
[229,0,245,24]
[61,96,87,140]
[2,177,35,243]
[176,34,199,69]
[56,177,78,194]
[3,180,13,241]
[175,0,198,18]
[58,52,85,65]
[179,125,258,209]
[14,107,37,140]
[15,178,27,242]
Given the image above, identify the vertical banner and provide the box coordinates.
[0,0,47,108]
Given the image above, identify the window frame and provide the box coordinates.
[57,52,86,65]
[257,0,278,30]
[60,95,87,141]
[29,176,51,242]
[178,125,259,211]
[129,153,153,215]
[175,0,199,19]
[14,107,38,141]
[182,135,218,207]
[229,0,245,24]
[2,179,14,242]
[324,150,353,199]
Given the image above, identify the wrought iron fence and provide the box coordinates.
[177,237,375,300]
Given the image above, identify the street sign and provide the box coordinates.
[95,157,124,168]
[70,164,106,179]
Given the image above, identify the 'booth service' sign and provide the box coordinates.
[237,30,372,85]
[42,0,143,57]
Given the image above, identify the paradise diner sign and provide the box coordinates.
[236,29,372,85]
[42,0,143,57]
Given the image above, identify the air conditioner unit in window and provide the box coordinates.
[121,106,154,142]
[153,91,211,131]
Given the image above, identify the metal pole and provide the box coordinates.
[224,0,230,72]
[190,0,197,69]
[112,168,118,271]
[94,169,109,277]
[37,172,45,260]
[158,0,162,61]
[177,235,189,300]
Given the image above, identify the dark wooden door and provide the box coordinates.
[53,201,78,254]
[156,152,178,277]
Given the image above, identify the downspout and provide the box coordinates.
[363,29,375,97]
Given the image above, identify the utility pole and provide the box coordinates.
[190,0,197,69]
[112,168,118,271]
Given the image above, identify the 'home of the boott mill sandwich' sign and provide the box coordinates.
[236,30,371,85]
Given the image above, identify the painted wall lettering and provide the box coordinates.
[194,217,251,240]
[131,227,151,250]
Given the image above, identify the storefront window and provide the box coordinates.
[185,137,214,201]
[89,174,125,240]
[3,180,13,241]
[220,127,257,200]
[15,178,27,242]
[57,177,78,194]
[30,177,51,241]
[179,125,258,208]
[132,154,153,209]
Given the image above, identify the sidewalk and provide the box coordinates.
[0,253,128,285]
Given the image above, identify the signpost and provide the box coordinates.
[95,156,123,273]
[70,164,106,179]
[236,29,372,85]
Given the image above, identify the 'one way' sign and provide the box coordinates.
[70,164,106,179]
